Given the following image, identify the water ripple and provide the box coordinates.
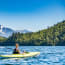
[0,46,65,65]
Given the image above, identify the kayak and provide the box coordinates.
[0,52,40,58]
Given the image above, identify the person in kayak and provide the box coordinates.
[13,43,20,54]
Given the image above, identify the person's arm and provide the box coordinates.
[17,49,20,54]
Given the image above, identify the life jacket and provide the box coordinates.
[13,48,20,54]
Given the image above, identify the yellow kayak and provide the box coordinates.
[0,52,40,58]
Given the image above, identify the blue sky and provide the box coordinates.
[0,0,65,32]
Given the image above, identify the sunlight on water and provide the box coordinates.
[0,46,65,65]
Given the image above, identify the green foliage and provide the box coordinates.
[1,20,65,46]
[0,36,7,42]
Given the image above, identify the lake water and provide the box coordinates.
[0,46,65,65]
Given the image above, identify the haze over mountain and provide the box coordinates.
[16,29,32,33]
[0,25,32,37]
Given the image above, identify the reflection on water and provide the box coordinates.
[0,46,65,65]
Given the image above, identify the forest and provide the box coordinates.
[0,20,65,46]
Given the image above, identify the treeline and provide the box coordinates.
[1,20,65,46]
[0,36,6,42]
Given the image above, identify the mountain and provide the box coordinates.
[5,20,65,46]
[0,27,15,37]
[0,25,32,37]
[16,29,32,33]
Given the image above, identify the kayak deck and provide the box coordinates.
[0,52,40,58]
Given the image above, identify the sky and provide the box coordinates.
[0,0,65,32]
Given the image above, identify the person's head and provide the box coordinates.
[16,43,19,48]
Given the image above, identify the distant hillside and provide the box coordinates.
[0,36,6,42]
[0,27,15,37]
[0,26,32,37]
[4,20,65,46]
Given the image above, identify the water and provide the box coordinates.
[0,46,65,65]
